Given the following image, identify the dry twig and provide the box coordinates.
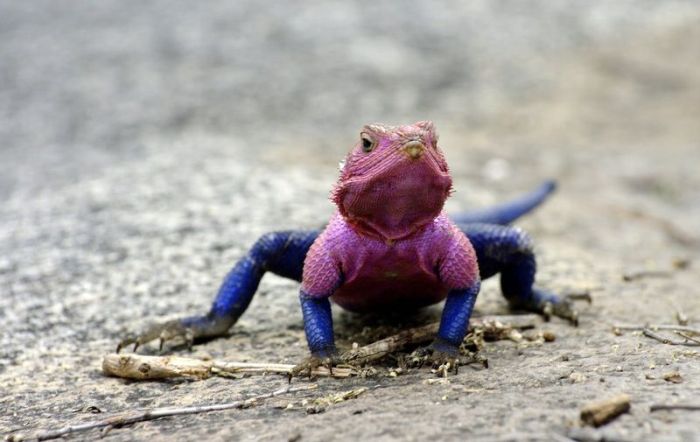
[613,323,700,335]
[5,385,317,442]
[642,329,700,346]
[622,270,672,282]
[650,404,700,412]
[675,332,700,345]
[102,354,357,380]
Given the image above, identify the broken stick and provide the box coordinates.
[102,355,357,380]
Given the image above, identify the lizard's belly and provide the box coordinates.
[330,266,448,312]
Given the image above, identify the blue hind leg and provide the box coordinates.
[459,222,577,324]
[117,229,320,352]
[452,180,556,225]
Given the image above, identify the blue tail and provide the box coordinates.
[452,180,557,226]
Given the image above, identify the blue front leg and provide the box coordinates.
[299,291,336,357]
[183,230,320,338]
[433,282,481,354]
[117,229,319,352]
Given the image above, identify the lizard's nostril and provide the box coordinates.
[403,141,425,160]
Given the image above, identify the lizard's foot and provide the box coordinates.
[116,314,233,353]
[117,320,194,353]
[514,289,579,326]
[541,297,579,326]
[409,338,461,375]
[289,349,342,380]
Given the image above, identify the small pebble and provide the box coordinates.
[663,371,683,384]
[542,331,556,342]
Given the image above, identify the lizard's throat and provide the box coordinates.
[335,160,452,241]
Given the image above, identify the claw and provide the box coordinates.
[541,301,553,321]
[185,329,195,352]
[116,334,137,353]
[549,298,579,326]
[570,311,579,327]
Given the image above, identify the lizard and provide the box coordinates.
[117,121,577,373]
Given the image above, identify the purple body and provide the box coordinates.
[302,212,478,312]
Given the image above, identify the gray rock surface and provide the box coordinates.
[2,1,700,440]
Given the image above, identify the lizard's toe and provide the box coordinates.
[116,320,193,354]
[550,299,579,326]
[289,353,341,381]
[516,289,580,326]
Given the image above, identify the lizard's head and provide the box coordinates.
[332,121,452,240]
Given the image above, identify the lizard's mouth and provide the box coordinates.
[336,148,452,240]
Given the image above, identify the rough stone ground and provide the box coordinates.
[1,2,700,441]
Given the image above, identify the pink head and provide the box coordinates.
[332,121,452,240]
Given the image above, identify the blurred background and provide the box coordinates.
[2,1,699,204]
[2,1,700,439]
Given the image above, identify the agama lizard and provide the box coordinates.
[117,121,577,373]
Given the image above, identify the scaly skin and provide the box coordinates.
[118,121,577,374]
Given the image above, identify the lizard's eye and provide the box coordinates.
[360,134,376,153]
